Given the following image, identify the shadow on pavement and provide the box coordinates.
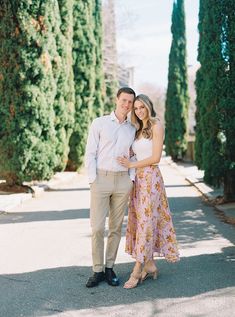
[1,194,235,249]
[0,246,234,317]
[0,208,90,224]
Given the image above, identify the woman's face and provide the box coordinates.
[133,100,148,121]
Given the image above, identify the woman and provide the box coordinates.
[117,94,179,289]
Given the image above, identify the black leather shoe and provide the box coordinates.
[86,271,105,288]
[105,267,120,286]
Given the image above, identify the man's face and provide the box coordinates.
[116,92,135,117]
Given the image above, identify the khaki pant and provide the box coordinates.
[90,170,133,272]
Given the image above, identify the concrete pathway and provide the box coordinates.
[0,160,234,317]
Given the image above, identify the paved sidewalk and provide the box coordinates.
[0,171,78,213]
[164,156,235,226]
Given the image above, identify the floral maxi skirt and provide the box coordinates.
[125,165,179,263]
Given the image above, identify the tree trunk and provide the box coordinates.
[224,170,235,202]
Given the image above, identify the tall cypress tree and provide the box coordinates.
[102,0,118,114]
[165,0,189,160]
[104,79,118,114]
[93,0,105,118]
[0,1,59,185]
[194,0,206,169]
[67,0,96,171]
[222,0,235,200]
[195,0,235,200]
[53,0,75,171]
[195,0,224,186]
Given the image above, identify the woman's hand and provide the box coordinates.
[117,156,131,168]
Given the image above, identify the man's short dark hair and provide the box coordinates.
[117,87,136,98]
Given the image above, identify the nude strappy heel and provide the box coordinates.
[141,267,159,282]
[123,271,142,289]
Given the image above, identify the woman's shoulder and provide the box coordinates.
[152,118,164,132]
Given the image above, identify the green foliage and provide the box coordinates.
[53,0,75,171]
[104,78,118,114]
[165,0,189,160]
[195,0,235,199]
[0,0,75,184]
[93,0,105,118]
[195,0,223,179]
[67,0,104,170]
[0,1,58,184]
[0,0,105,182]
[222,0,235,199]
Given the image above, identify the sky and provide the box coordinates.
[115,0,200,90]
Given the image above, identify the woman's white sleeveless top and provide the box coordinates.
[132,137,153,162]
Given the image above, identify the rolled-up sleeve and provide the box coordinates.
[85,119,100,184]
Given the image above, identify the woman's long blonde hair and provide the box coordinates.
[131,94,157,139]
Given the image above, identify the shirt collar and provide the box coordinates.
[110,111,129,124]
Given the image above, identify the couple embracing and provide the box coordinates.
[85,87,179,289]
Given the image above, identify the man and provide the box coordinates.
[85,87,136,287]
